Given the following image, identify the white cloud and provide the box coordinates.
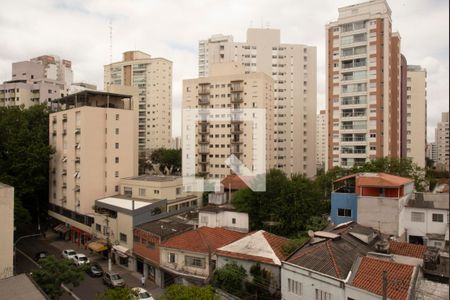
[0,0,448,140]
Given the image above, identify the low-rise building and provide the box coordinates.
[331,173,414,239]
[0,274,47,299]
[159,227,245,286]
[198,205,248,233]
[216,230,290,294]
[403,192,449,249]
[0,183,14,279]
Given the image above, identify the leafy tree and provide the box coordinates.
[282,235,309,257]
[160,284,217,300]
[0,105,54,230]
[96,287,138,300]
[150,148,182,174]
[213,262,247,297]
[314,166,350,200]
[31,255,84,299]
[245,263,274,300]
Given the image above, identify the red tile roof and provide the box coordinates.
[262,231,291,262]
[334,173,413,188]
[221,175,249,190]
[389,241,427,259]
[351,257,414,300]
[160,227,246,254]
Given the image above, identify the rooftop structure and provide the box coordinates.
[0,274,47,299]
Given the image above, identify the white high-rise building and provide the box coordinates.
[316,110,327,171]
[199,28,317,177]
[104,51,172,155]
[435,112,449,167]
[426,142,437,163]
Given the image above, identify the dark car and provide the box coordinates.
[34,251,49,262]
[86,263,104,277]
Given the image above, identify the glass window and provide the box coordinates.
[338,208,352,217]
[411,212,425,222]
[185,256,206,268]
[120,233,127,242]
[432,213,444,223]
[139,188,146,197]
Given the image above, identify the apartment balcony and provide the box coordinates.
[230,138,243,144]
[52,118,57,124]
[199,96,209,105]
[199,126,209,134]
[198,137,209,144]
[74,185,80,192]
[62,169,67,176]
[198,147,209,154]
[198,160,209,165]
[75,128,81,135]
[198,83,210,95]
[231,126,243,134]
[62,183,67,189]
[52,131,57,136]
[75,157,80,163]
[62,115,67,122]
[230,81,244,92]
[62,129,67,136]
[231,146,243,155]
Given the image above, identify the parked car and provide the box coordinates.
[34,251,48,262]
[132,288,154,300]
[72,254,90,266]
[86,263,103,277]
[61,249,77,260]
[102,271,125,288]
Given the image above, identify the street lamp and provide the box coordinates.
[87,212,112,272]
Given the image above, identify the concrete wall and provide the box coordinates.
[0,184,14,279]
[403,206,449,243]
[198,211,249,232]
[330,192,357,224]
[160,247,210,280]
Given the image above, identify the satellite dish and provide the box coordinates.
[307,230,315,238]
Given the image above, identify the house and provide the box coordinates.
[159,227,245,286]
[216,230,290,294]
[403,192,449,249]
[198,205,249,232]
[133,217,194,286]
[331,173,414,239]
[280,222,425,300]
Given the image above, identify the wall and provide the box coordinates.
[198,211,249,232]
[330,192,357,224]
[403,206,449,242]
[0,184,14,279]
[159,247,210,280]
[281,262,346,300]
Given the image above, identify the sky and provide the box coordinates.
[0,0,448,142]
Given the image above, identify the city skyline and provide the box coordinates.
[0,0,448,142]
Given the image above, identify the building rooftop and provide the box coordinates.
[217,230,289,266]
[407,193,449,210]
[123,175,181,182]
[221,175,249,190]
[161,227,245,254]
[96,196,152,211]
[0,182,12,189]
[389,240,427,259]
[199,204,236,213]
[334,172,413,188]
[350,256,415,300]
[415,277,449,300]
[51,90,133,110]
[136,217,194,239]
[0,274,47,299]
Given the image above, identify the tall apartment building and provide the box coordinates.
[199,29,317,177]
[0,55,73,107]
[426,142,437,163]
[435,112,449,167]
[316,110,327,171]
[404,65,427,168]
[48,89,138,246]
[326,0,402,169]
[104,51,172,155]
[0,183,13,279]
[182,63,274,179]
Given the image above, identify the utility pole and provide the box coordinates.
[382,270,387,300]
[105,214,112,272]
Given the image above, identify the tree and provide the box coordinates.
[0,105,54,231]
[150,148,182,174]
[314,166,350,200]
[96,288,138,300]
[213,262,247,297]
[160,284,217,300]
[245,263,274,299]
[31,256,84,299]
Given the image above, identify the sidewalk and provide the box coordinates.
[50,239,164,298]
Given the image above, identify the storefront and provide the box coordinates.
[112,245,135,271]
[70,226,91,247]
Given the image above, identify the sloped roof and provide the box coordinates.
[217,230,290,266]
[351,257,415,300]
[334,173,413,188]
[160,227,245,254]
[221,175,249,190]
[389,241,427,259]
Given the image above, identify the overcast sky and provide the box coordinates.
[0,0,448,142]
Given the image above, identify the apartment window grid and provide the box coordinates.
[411,212,425,222]
[432,213,444,223]
[287,278,302,295]
[315,289,331,300]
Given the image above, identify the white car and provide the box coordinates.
[72,254,90,266]
[61,249,77,260]
[132,288,154,300]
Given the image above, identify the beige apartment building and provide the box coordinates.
[0,183,14,279]
[435,112,449,167]
[199,29,317,177]
[316,110,327,171]
[405,65,427,168]
[104,51,172,154]
[48,89,138,246]
[183,63,274,180]
[326,0,402,169]
[0,55,73,108]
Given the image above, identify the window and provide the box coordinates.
[115,114,119,120]
[154,190,160,194]
[115,157,119,163]
[115,128,119,134]
[232,218,236,224]
[287,278,302,295]
[176,187,182,195]
[185,256,206,268]
[146,241,155,249]
[115,171,119,178]
[201,216,208,223]
[169,253,176,263]
[411,212,425,222]
[432,213,444,223]
[338,208,351,217]
[315,289,331,300]
[139,188,146,197]
[95,224,101,232]
[120,233,127,242]
[124,187,132,197]
[115,143,119,149]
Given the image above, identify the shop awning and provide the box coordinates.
[113,245,129,258]
[54,224,70,233]
[88,240,108,252]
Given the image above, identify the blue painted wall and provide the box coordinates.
[330,192,357,224]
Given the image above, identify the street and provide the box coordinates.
[15,233,163,300]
